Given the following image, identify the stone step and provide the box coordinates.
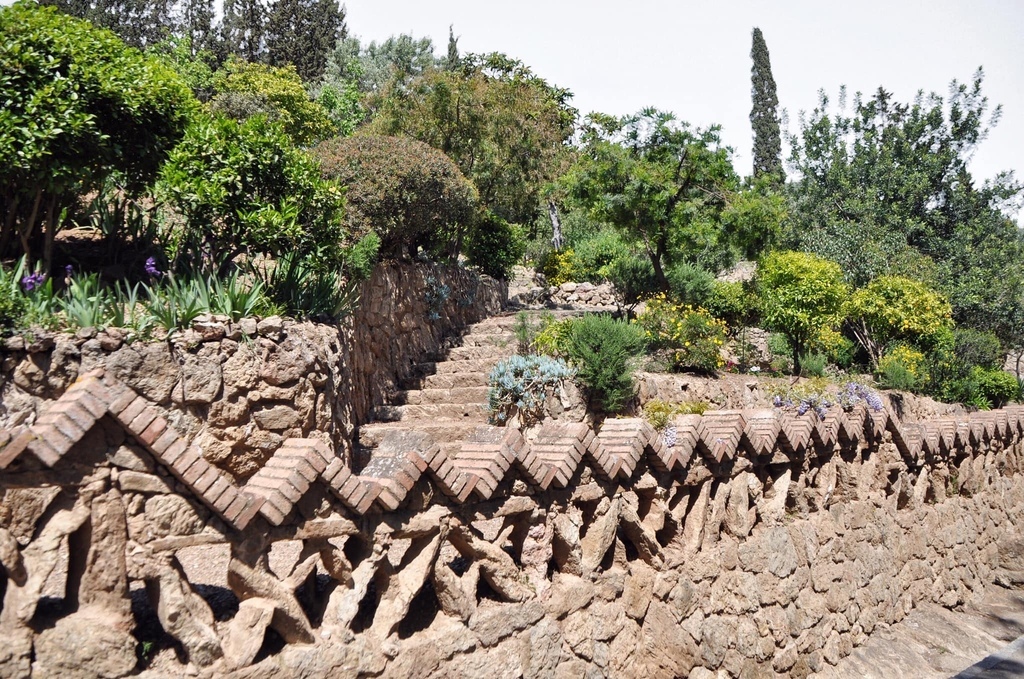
[458,332,516,348]
[421,372,491,389]
[357,421,486,448]
[418,358,499,375]
[399,387,490,406]
[446,345,511,362]
[371,403,489,423]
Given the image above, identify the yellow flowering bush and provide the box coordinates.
[637,294,727,372]
[876,344,928,391]
[539,248,580,286]
[846,275,952,366]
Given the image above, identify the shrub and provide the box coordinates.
[487,354,573,425]
[466,212,526,280]
[561,314,647,413]
[972,367,1020,408]
[539,248,579,286]
[642,399,709,430]
[572,230,630,282]
[877,344,927,392]
[637,294,727,372]
[799,352,827,378]
[605,254,658,306]
[954,329,1003,370]
[846,275,952,366]
[532,314,571,357]
[757,251,848,376]
[260,250,360,320]
[666,263,715,307]
[706,280,753,328]
[0,260,28,331]
[316,135,478,260]
[160,114,347,271]
[769,378,834,418]
[0,2,195,262]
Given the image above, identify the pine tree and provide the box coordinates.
[265,0,344,82]
[750,27,783,183]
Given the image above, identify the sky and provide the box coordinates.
[343,0,1024,220]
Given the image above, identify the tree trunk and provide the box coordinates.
[548,200,563,250]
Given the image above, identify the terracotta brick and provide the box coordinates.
[30,422,76,459]
[257,496,289,526]
[107,387,138,416]
[353,480,381,514]
[205,476,232,506]
[139,417,169,447]
[223,491,250,524]
[128,407,160,437]
[27,434,65,467]
[212,483,238,514]
[148,427,179,456]
[44,412,88,444]
[72,390,109,420]
[375,479,405,511]
[254,466,311,495]
[115,396,149,427]
[277,445,328,475]
[192,465,222,495]
[323,458,351,485]
[46,400,98,434]
[0,430,32,469]
[406,450,430,473]
[160,439,188,466]
[268,453,319,484]
[180,455,210,486]
[249,475,304,504]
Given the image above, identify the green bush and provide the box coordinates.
[539,248,578,286]
[666,263,715,307]
[572,230,630,282]
[316,135,478,260]
[973,367,1020,408]
[260,250,360,319]
[799,352,827,378]
[637,294,727,372]
[954,329,1003,370]
[0,1,195,261]
[466,212,526,280]
[604,254,658,306]
[160,114,347,271]
[846,275,952,366]
[706,280,754,328]
[877,345,927,392]
[757,251,848,375]
[562,314,647,413]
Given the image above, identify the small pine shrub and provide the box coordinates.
[562,314,647,413]
[666,263,715,307]
[604,254,658,306]
[799,352,827,378]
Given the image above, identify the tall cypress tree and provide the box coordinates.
[178,0,215,54]
[265,0,345,81]
[220,0,266,63]
[750,27,783,183]
[445,25,459,70]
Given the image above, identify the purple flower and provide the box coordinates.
[144,257,162,277]
[21,272,46,292]
[64,265,73,278]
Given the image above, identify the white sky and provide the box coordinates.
[343,0,1024,218]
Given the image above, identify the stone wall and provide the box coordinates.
[0,263,505,477]
[2,362,1024,677]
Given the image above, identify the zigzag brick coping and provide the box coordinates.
[5,367,1024,675]
[4,368,1024,524]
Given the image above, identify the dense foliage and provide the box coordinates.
[749,28,782,183]
[315,135,477,259]
[0,2,194,266]
[560,314,647,413]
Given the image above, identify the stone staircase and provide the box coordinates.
[355,310,583,465]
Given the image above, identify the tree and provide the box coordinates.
[314,135,478,259]
[749,27,782,183]
[209,58,335,145]
[177,0,216,55]
[563,108,783,285]
[757,251,848,375]
[787,70,1024,347]
[41,0,176,48]
[219,0,266,62]
[846,275,953,366]
[370,53,576,225]
[0,2,194,267]
[265,0,344,82]
[445,25,460,70]
[158,113,347,270]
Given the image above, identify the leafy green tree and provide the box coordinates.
[369,52,576,225]
[563,108,783,285]
[749,27,782,183]
[325,34,438,97]
[314,135,478,259]
[209,58,335,145]
[846,275,953,366]
[178,0,216,54]
[148,36,216,101]
[0,2,195,267]
[786,72,1024,349]
[757,251,848,375]
[158,113,346,270]
[265,0,344,82]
